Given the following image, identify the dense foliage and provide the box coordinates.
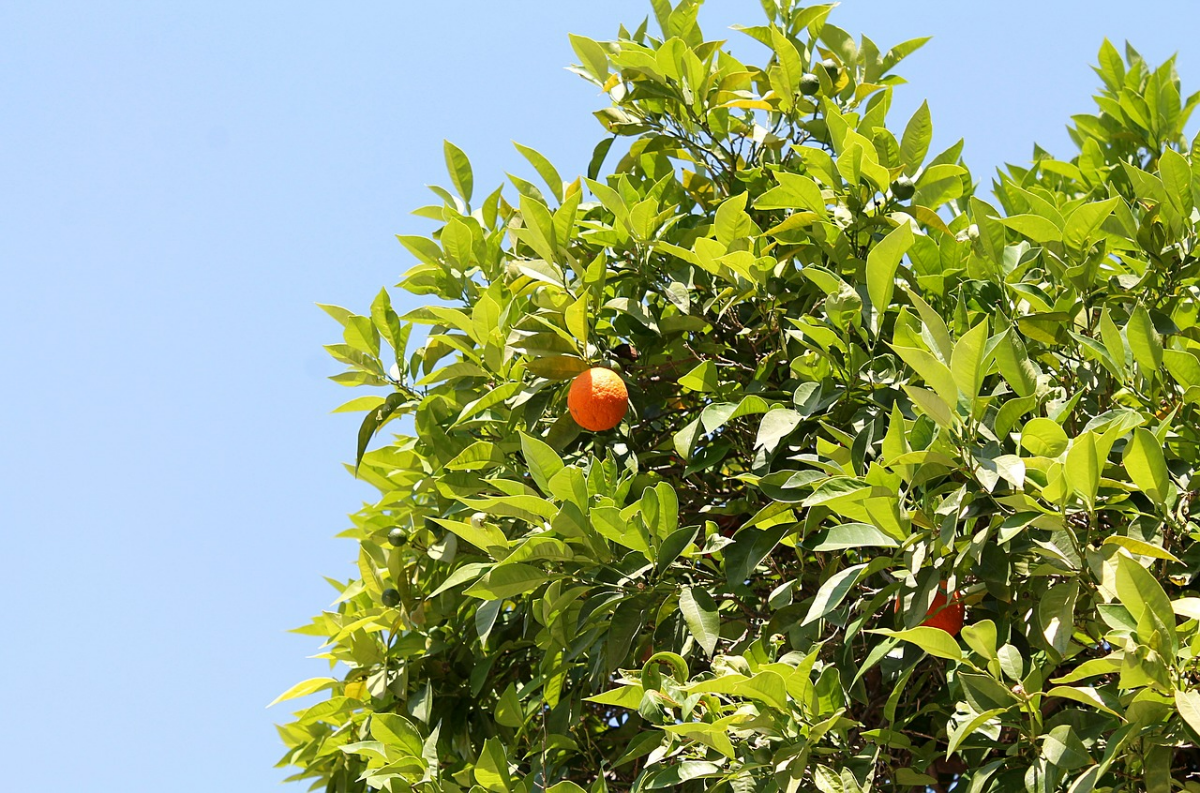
[274,2,1200,791]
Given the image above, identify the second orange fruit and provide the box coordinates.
[568,367,628,431]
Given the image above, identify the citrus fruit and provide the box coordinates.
[567,367,629,431]
[799,73,821,96]
[381,588,401,608]
[891,175,915,200]
[387,528,406,547]
[821,58,839,77]
[896,587,964,636]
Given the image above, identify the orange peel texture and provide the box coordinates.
[568,367,628,432]
[920,590,964,636]
[894,587,965,636]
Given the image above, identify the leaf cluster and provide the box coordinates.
[276,3,1200,792]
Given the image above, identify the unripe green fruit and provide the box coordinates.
[387,528,406,547]
[470,512,488,529]
[381,588,401,608]
[891,176,915,200]
[799,73,820,96]
[821,58,839,77]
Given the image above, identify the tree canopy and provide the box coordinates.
[274,2,1200,791]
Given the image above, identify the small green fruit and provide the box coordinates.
[381,588,401,607]
[891,176,915,200]
[470,512,488,529]
[799,73,820,96]
[821,58,839,77]
[387,528,406,547]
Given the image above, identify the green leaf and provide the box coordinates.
[1097,38,1125,89]
[695,671,789,711]
[713,191,752,245]
[999,214,1062,243]
[947,708,1007,755]
[678,360,718,392]
[644,761,722,788]
[1065,431,1100,507]
[769,26,803,96]
[591,505,652,555]
[961,620,998,660]
[494,684,524,728]
[891,345,958,406]
[1164,349,1200,387]
[569,33,609,83]
[903,286,953,361]
[993,329,1039,398]
[370,713,425,758]
[913,163,966,208]
[520,432,565,496]
[585,685,644,709]
[268,677,337,707]
[680,586,720,656]
[1100,308,1127,374]
[870,627,962,661]
[812,765,844,793]
[1042,724,1091,771]
[903,385,954,429]
[453,382,522,426]
[355,392,405,473]
[457,494,557,524]
[474,737,511,793]
[1176,689,1200,736]
[525,355,590,380]
[1102,535,1181,563]
[700,395,772,433]
[900,100,932,175]
[1039,581,1078,656]
[1115,553,1176,650]
[1123,427,1171,507]
[755,172,827,216]
[951,319,990,400]
[642,482,679,540]
[428,562,490,598]
[809,523,899,551]
[1021,417,1069,457]
[1160,148,1193,214]
[518,194,558,263]
[1063,197,1118,248]
[514,142,564,204]
[1127,303,1163,374]
[802,563,867,625]
[565,294,589,344]
[866,222,914,322]
[755,408,802,452]
[1045,685,1123,719]
[429,518,509,557]
[725,524,790,586]
[464,564,550,600]
[443,140,473,203]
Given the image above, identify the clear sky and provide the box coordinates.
[1,2,1196,790]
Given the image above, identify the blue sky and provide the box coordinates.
[1,2,1196,790]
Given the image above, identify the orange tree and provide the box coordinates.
[274,2,1200,791]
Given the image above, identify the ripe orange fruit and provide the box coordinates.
[568,367,628,431]
[920,590,964,635]
[896,586,964,636]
